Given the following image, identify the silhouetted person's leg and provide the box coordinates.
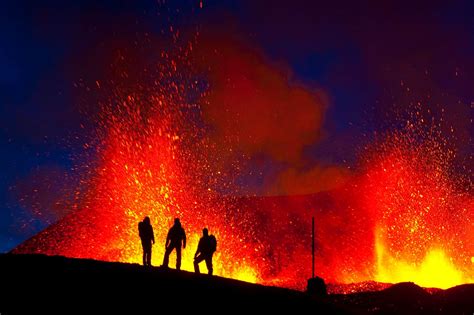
[146,246,152,266]
[142,243,151,266]
[141,243,147,266]
[163,246,173,268]
[176,246,181,270]
[205,255,213,275]
[194,254,205,274]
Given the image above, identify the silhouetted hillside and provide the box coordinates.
[328,282,474,314]
[0,254,339,314]
[0,254,472,314]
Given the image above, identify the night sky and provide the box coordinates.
[1,0,472,252]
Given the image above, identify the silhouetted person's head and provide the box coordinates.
[144,216,150,225]
[202,228,208,237]
[174,218,181,226]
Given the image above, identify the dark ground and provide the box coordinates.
[0,254,472,314]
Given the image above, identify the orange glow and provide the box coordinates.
[121,232,259,283]
[64,98,263,282]
[12,34,473,292]
[375,228,470,289]
[359,129,474,290]
[14,113,473,291]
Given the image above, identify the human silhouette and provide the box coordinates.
[138,216,155,266]
[194,228,216,275]
[162,218,186,270]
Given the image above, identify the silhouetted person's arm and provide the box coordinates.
[165,229,171,248]
[182,229,186,249]
[151,226,155,244]
[194,238,202,259]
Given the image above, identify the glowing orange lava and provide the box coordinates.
[360,129,474,288]
[14,108,473,291]
[375,234,467,289]
[12,34,472,292]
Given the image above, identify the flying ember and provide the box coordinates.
[13,32,473,292]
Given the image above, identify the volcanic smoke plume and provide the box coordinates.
[13,29,473,291]
[195,33,326,164]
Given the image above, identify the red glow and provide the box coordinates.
[361,130,473,289]
[12,34,473,292]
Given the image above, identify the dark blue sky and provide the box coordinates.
[1,0,473,251]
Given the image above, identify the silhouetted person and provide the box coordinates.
[138,216,155,266]
[162,218,186,270]
[194,228,217,275]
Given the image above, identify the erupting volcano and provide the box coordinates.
[12,38,266,282]
[9,5,473,294]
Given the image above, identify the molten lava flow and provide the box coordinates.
[375,232,465,289]
[12,93,262,283]
[11,29,472,292]
[11,35,266,284]
[14,116,473,290]
[361,130,474,289]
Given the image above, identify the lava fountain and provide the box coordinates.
[359,124,473,289]
[12,38,263,283]
[12,33,473,291]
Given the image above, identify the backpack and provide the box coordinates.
[138,222,145,239]
[209,235,217,253]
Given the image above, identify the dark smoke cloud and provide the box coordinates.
[192,29,352,195]
[196,32,327,164]
[269,165,351,196]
